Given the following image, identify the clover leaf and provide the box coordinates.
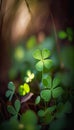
[52,77,64,98]
[25,70,35,83]
[41,76,64,102]
[35,96,41,105]
[18,83,30,96]
[7,99,21,119]
[33,49,52,71]
[40,89,51,102]
[58,31,67,39]
[42,75,52,88]
[56,101,72,118]
[52,87,64,98]
[5,82,15,101]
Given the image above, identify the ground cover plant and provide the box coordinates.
[0,32,74,129]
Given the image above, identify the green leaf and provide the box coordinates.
[56,101,72,118]
[20,110,38,125]
[52,87,64,98]
[5,82,15,101]
[35,61,43,71]
[50,117,67,130]
[44,113,53,124]
[44,59,52,69]
[40,89,51,102]
[66,27,73,36]
[45,105,56,114]
[26,36,36,49]
[14,100,21,113]
[38,110,45,117]
[63,101,72,114]
[42,75,52,88]
[5,90,14,101]
[52,77,61,88]
[5,90,12,98]
[7,105,16,115]
[10,115,18,120]
[58,31,67,39]
[33,49,42,60]
[42,49,50,59]
[35,96,41,105]
[8,82,15,91]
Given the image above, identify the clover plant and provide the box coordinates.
[5,82,15,101]
[1,48,72,130]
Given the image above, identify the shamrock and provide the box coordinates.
[40,76,64,102]
[33,49,53,71]
[18,83,30,96]
[5,82,15,101]
[7,99,21,119]
[25,70,35,83]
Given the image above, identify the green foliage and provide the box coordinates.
[14,46,25,62]
[58,31,67,39]
[42,75,52,88]
[24,70,35,83]
[35,96,41,105]
[61,46,74,70]
[40,75,64,102]
[26,36,37,49]
[40,89,51,102]
[33,49,53,71]
[7,99,21,119]
[58,27,73,41]
[18,83,30,96]
[56,101,72,118]
[20,110,37,125]
[20,110,40,130]
[2,41,73,130]
[5,82,15,101]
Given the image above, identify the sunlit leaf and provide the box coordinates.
[26,36,36,49]
[18,83,30,96]
[42,49,50,59]
[33,49,42,60]
[23,83,30,93]
[25,70,35,83]
[14,46,25,62]
[58,31,67,39]
[44,59,52,69]
[35,61,43,71]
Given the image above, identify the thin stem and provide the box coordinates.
[25,0,31,14]
[49,9,63,68]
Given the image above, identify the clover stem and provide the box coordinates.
[18,113,22,118]
[41,69,44,84]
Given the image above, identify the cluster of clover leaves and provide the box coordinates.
[1,48,72,130]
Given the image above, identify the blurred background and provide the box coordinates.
[0,0,74,93]
[0,0,74,128]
